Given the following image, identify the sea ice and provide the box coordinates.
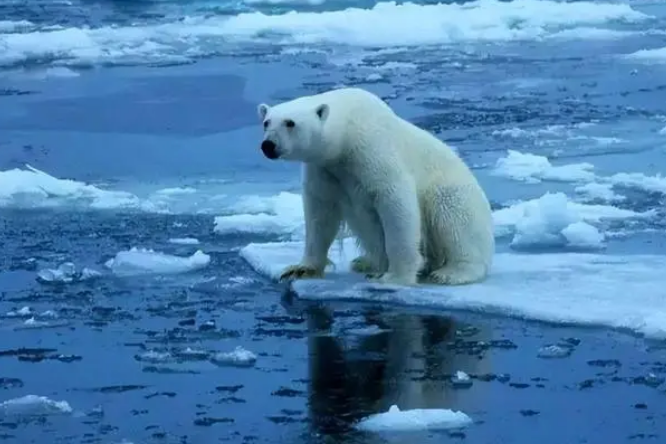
[168,237,201,245]
[240,239,666,339]
[36,262,102,284]
[355,404,472,432]
[211,346,258,368]
[0,395,73,417]
[493,150,595,183]
[105,248,210,276]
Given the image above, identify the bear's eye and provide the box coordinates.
[263,119,270,130]
[284,119,295,128]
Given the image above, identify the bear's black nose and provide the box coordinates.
[261,140,279,160]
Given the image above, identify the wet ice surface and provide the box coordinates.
[1,215,666,444]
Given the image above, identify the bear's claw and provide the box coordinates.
[279,264,323,282]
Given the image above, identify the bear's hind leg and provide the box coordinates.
[421,184,493,286]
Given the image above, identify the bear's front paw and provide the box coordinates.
[279,264,323,282]
[365,272,416,286]
[351,256,376,274]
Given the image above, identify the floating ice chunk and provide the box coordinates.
[6,307,59,321]
[607,172,666,195]
[492,122,597,140]
[136,350,173,364]
[625,47,666,64]
[0,165,148,210]
[105,248,210,276]
[175,347,210,359]
[36,262,102,284]
[537,344,573,359]
[200,320,216,331]
[211,346,257,368]
[493,192,649,249]
[214,192,304,239]
[493,150,595,183]
[168,237,201,245]
[451,371,473,388]
[575,172,666,200]
[356,404,472,432]
[214,212,303,237]
[574,182,625,202]
[0,395,72,417]
[224,190,646,247]
[0,0,651,69]
[561,221,604,249]
[365,73,384,82]
[154,187,197,196]
[6,306,33,317]
[21,317,51,328]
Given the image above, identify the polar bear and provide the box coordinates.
[256,87,494,286]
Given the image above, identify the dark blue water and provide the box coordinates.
[2,0,666,442]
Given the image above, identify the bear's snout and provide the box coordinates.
[261,140,279,160]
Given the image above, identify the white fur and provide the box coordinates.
[257,87,494,286]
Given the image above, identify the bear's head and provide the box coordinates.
[257,100,330,163]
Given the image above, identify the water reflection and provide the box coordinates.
[284,298,492,440]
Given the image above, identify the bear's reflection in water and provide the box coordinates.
[299,303,492,440]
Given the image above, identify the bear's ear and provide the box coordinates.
[315,103,329,122]
[257,103,270,121]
